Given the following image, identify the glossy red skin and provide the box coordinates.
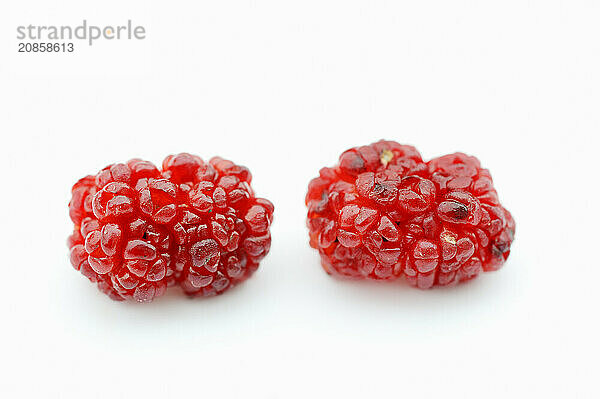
[68,153,273,302]
[306,140,515,288]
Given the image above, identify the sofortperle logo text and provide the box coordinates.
[16,20,146,46]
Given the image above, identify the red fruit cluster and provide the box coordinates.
[306,140,515,288]
[68,154,273,302]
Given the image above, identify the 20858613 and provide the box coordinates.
[18,42,74,52]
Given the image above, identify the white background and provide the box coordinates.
[1,1,599,398]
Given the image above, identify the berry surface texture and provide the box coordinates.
[306,140,515,288]
[68,153,274,302]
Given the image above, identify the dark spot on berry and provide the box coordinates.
[452,203,469,220]
[372,183,384,195]
[339,152,366,177]
[368,182,398,206]
[349,155,365,171]
[491,246,503,258]
[492,240,509,254]
[315,192,329,213]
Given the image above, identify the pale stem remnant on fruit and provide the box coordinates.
[441,230,457,245]
[380,149,394,166]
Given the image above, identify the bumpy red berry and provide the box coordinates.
[68,154,273,302]
[306,140,514,288]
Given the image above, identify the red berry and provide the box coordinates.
[305,140,515,288]
[68,154,274,302]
